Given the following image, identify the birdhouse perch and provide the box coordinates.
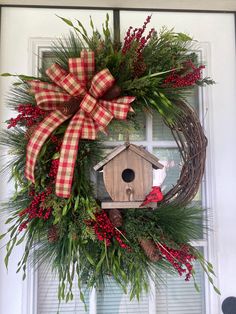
[94,143,163,209]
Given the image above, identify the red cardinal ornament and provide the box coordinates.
[140,186,164,206]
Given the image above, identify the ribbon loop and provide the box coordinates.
[80,50,95,82]
[69,58,86,83]
[46,64,68,89]
[29,81,63,93]
[35,91,71,110]
[60,73,86,96]
[89,69,115,99]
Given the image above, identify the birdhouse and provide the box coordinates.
[94,143,163,209]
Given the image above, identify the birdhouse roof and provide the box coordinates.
[93,143,164,171]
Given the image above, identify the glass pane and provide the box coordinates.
[152,87,199,141]
[99,112,146,142]
[185,87,199,113]
[95,147,113,201]
[37,263,89,314]
[156,248,205,314]
[192,186,202,205]
[96,171,111,201]
[97,278,149,314]
[152,111,174,141]
[41,51,57,72]
[153,148,181,193]
[153,148,204,239]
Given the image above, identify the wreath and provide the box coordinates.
[0,14,219,303]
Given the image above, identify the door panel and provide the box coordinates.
[120,11,236,314]
[0,8,113,314]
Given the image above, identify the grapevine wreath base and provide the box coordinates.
[0,14,219,304]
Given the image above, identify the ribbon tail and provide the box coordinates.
[80,116,96,139]
[99,96,136,120]
[25,111,70,183]
[55,110,86,198]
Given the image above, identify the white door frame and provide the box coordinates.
[0,0,236,11]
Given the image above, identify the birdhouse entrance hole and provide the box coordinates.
[122,168,135,183]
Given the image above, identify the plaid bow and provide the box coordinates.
[25,50,135,198]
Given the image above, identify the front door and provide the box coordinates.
[0,7,235,314]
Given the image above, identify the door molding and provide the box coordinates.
[0,1,236,13]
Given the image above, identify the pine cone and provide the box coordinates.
[24,124,39,140]
[109,209,123,227]
[59,97,81,116]
[139,239,161,262]
[48,225,59,243]
[102,85,121,100]
[133,56,147,78]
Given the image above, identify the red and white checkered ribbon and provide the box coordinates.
[25,50,135,198]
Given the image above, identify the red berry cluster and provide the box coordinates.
[156,243,196,281]
[50,135,62,152]
[164,61,205,88]
[122,15,155,56]
[49,159,59,182]
[48,135,62,182]
[7,104,46,129]
[18,187,53,231]
[86,210,129,249]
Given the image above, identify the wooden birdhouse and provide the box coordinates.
[94,143,163,209]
